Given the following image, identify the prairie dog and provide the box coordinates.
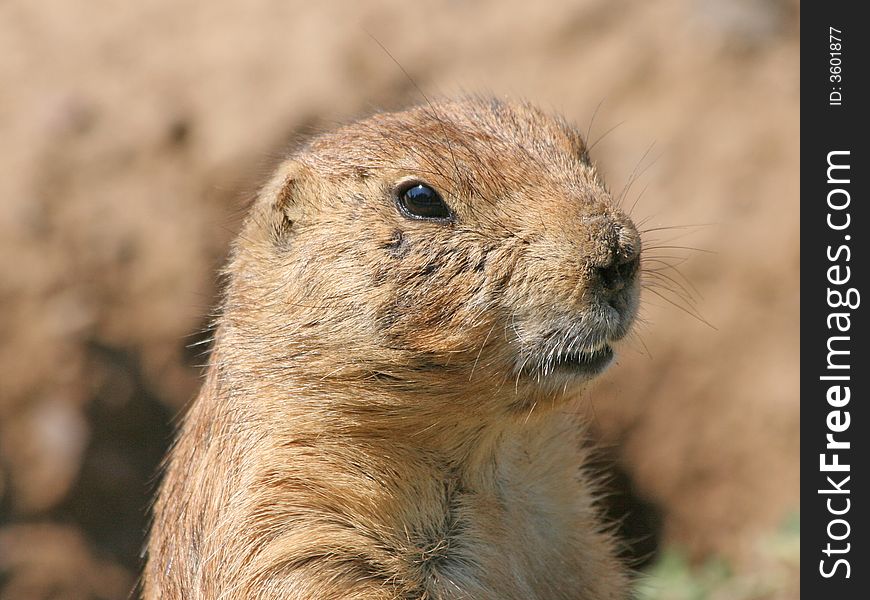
[145,97,641,599]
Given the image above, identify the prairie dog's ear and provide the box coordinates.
[249,159,310,244]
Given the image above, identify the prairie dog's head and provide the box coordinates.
[229,98,640,408]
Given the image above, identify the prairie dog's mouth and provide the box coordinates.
[554,344,614,376]
[514,332,619,380]
[513,310,628,381]
[512,298,636,381]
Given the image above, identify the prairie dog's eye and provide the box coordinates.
[395,182,452,221]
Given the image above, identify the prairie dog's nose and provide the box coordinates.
[596,222,641,296]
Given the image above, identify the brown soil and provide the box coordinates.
[0,0,798,596]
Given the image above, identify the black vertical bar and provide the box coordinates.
[802,2,868,597]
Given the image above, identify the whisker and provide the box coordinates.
[642,259,702,299]
[585,97,607,151]
[642,270,699,305]
[617,142,660,208]
[628,181,651,217]
[642,285,716,329]
[640,223,716,235]
[587,120,625,154]
[642,244,716,255]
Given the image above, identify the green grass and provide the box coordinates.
[634,512,799,600]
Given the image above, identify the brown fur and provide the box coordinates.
[144,97,641,599]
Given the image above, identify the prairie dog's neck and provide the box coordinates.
[201,337,578,507]
[207,325,551,472]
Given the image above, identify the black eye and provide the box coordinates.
[396,183,452,221]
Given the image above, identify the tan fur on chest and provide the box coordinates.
[145,97,639,599]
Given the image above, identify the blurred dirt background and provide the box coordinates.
[0,0,799,598]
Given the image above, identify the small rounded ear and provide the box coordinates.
[249,159,309,245]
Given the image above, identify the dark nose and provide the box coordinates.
[596,224,641,296]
